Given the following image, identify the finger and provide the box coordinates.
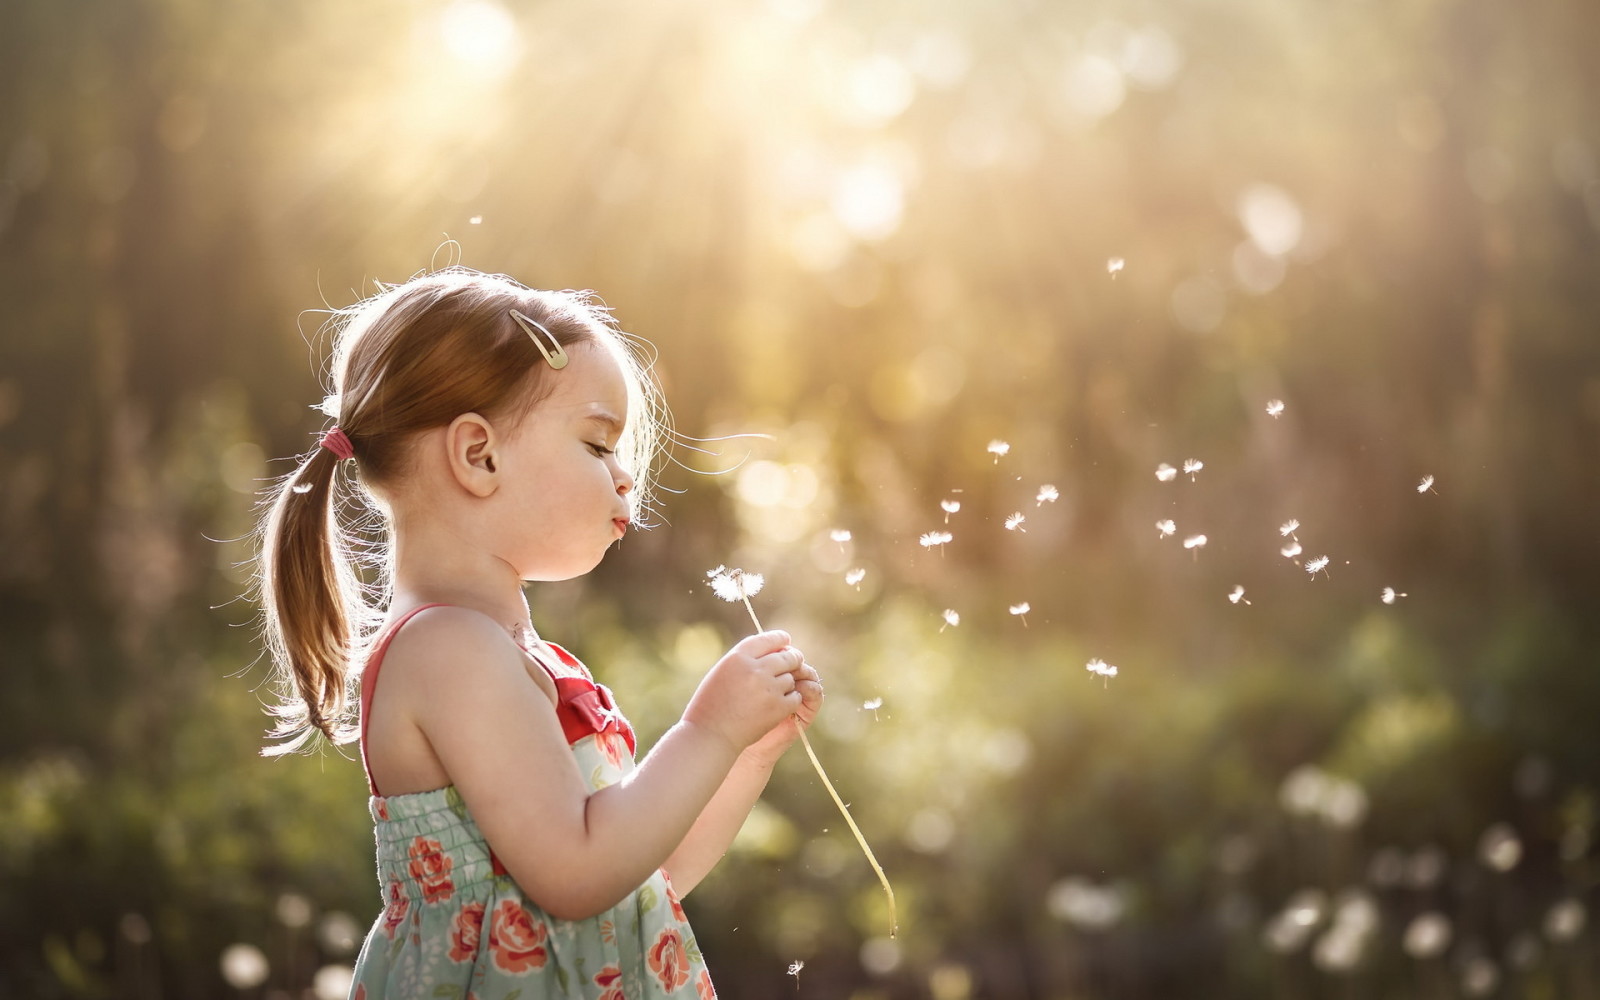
[736,630,792,657]
[794,664,820,684]
[760,645,806,675]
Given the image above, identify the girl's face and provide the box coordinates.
[493,339,635,581]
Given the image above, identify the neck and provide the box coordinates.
[388,522,533,637]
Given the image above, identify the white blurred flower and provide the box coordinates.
[1265,399,1285,418]
[1156,519,1177,538]
[987,439,1011,462]
[1182,458,1204,480]
[1155,463,1178,482]
[1004,512,1027,532]
[1036,484,1059,506]
[707,565,764,601]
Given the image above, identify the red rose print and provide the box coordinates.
[648,928,691,991]
[374,799,390,821]
[407,836,455,904]
[488,899,550,974]
[696,968,716,1000]
[354,986,367,1000]
[665,879,688,924]
[594,964,625,1000]
[447,901,486,963]
[596,731,627,771]
[381,878,409,939]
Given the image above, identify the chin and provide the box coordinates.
[522,550,610,583]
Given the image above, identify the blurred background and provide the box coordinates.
[2,0,1598,996]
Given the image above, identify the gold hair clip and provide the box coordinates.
[508,309,569,370]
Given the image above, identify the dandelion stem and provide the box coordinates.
[733,597,897,939]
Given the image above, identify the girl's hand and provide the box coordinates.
[682,631,808,753]
[743,662,823,768]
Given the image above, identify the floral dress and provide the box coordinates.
[349,604,716,1000]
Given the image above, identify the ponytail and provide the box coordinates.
[257,434,369,755]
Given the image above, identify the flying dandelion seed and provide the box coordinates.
[1009,602,1031,626]
[1418,475,1437,494]
[1183,458,1204,481]
[1086,658,1119,688]
[788,960,805,979]
[1305,555,1330,577]
[1155,463,1178,483]
[862,697,883,720]
[1281,541,1303,558]
[941,498,961,523]
[940,609,960,632]
[1156,519,1177,538]
[1005,512,1027,532]
[1036,484,1060,506]
[1381,587,1407,604]
[987,440,1011,463]
[919,530,953,551]
[1279,519,1300,537]
[469,215,483,225]
[1107,257,1125,277]
[1183,534,1208,550]
[845,568,867,589]
[1228,585,1251,605]
[1265,398,1285,418]
[830,528,853,544]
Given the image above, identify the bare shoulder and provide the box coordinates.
[378,605,554,705]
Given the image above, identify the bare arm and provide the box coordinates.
[391,607,805,921]
[663,665,823,895]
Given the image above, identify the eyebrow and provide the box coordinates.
[584,411,626,436]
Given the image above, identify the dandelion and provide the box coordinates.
[940,498,961,523]
[1381,587,1407,604]
[1086,658,1119,688]
[1156,519,1177,538]
[919,530,953,552]
[1183,458,1204,481]
[1418,475,1437,494]
[1305,555,1330,577]
[1279,519,1300,537]
[703,565,897,938]
[830,528,853,547]
[1155,463,1178,483]
[788,960,805,978]
[1036,484,1060,506]
[1004,512,1027,532]
[845,568,867,589]
[862,697,883,720]
[1228,585,1251,605]
[1107,257,1125,277]
[987,440,1011,463]
[1281,541,1303,558]
[940,609,960,632]
[1009,602,1031,626]
[1266,399,1285,418]
[1183,534,1208,550]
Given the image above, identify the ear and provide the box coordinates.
[444,412,500,498]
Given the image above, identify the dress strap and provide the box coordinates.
[359,603,450,797]
[522,640,638,757]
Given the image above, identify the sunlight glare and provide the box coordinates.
[439,0,522,80]
[1237,183,1304,257]
[832,162,905,241]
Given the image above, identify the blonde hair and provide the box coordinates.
[255,267,664,755]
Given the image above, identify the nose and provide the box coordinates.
[614,463,634,496]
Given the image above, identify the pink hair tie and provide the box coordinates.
[319,427,355,461]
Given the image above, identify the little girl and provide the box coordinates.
[256,267,823,999]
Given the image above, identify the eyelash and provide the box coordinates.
[589,442,615,457]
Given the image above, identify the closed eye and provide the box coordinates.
[589,442,615,457]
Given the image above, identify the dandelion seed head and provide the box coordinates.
[940,499,961,514]
[1418,475,1435,493]
[1009,602,1031,616]
[1279,519,1300,537]
[1305,555,1330,575]
[830,528,852,543]
[1107,257,1125,275]
[987,440,1011,460]
[1036,484,1060,505]
[788,960,805,977]
[1183,534,1208,550]
[845,568,867,586]
[941,609,960,628]
[1381,587,1407,604]
[1156,519,1176,538]
[1155,463,1178,483]
[1086,658,1119,679]
[1281,541,1303,558]
[1229,585,1247,604]
[862,697,883,711]
[707,565,765,602]
[469,215,483,225]
[1004,512,1027,531]
[919,531,953,548]
[1265,399,1285,417]
[1183,458,1204,478]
